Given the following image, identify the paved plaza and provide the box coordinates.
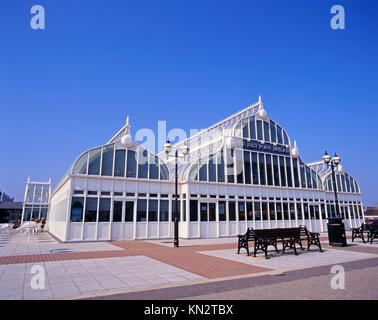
[0,230,377,300]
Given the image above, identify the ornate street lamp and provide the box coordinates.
[164,140,190,247]
[323,151,341,217]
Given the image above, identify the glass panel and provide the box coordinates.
[238,202,245,221]
[226,149,234,183]
[228,201,236,221]
[32,206,40,219]
[263,121,270,142]
[321,204,326,219]
[149,154,159,180]
[297,203,303,222]
[269,202,275,220]
[98,198,111,222]
[114,150,126,177]
[354,181,360,193]
[257,120,263,141]
[189,164,198,181]
[290,203,295,220]
[279,156,286,187]
[190,200,198,221]
[73,153,88,175]
[244,151,251,185]
[34,185,42,203]
[266,154,273,186]
[273,155,280,186]
[283,131,289,145]
[219,201,226,221]
[183,200,186,221]
[311,170,317,189]
[70,197,83,222]
[315,205,320,219]
[300,161,306,188]
[277,125,283,144]
[113,201,122,222]
[137,149,148,179]
[217,150,225,182]
[200,203,208,221]
[276,203,283,220]
[336,175,342,192]
[208,155,216,182]
[258,154,266,185]
[85,198,98,222]
[126,150,137,178]
[23,207,31,221]
[209,203,216,221]
[148,200,158,221]
[341,175,346,192]
[101,145,114,176]
[136,199,147,222]
[88,148,101,175]
[245,202,252,221]
[242,120,249,138]
[262,202,269,221]
[251,152,259,185]
[199,159,208,182]
[349,176,355,193]
[270,121,277,143]
[292,158,300,188]
[159,161,169,180]
[305,167,312,189]
[236,150,244,184]
[345,174,351,192]
[254,202,261,221]
[249,117,256,140]
[26,185,35,203]
[125,201,134,222]
[286,157,292,187]
[304,203,309,220]
[159,200,169,222]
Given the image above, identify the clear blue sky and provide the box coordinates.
[0,0,377,205]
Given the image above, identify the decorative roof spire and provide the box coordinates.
[125,115,131,135]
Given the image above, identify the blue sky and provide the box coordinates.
[0,0,377,205]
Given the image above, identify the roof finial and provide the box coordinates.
[125,115,131,135]
[258,95,262,104]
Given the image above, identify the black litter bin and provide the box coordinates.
[327,217,347,247]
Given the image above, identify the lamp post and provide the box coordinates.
[164,140,190,247]
[322,151,341,217]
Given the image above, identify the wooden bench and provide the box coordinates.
[238,226,322,259]
[351,223,370,243]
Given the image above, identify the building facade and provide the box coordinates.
[48,98,364,242]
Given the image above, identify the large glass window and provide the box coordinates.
[217,150,225,182]
[269,202,275,220]
[148,200,158,222]
[251,152,259,184]
[242,119,249,138]
[228,201,236,221]
[88,148,101,175]
[138,149,149,179]
[113,201,122,222]
[258,154,266,185]
[279,156,286,187]
[219,201,226,221]
[98,198,111,222]
[270,121,277,143]
[266,155,273,186]
[159,200,169,222]
[336,175,342,192]
[101,145,114,176]
[199,159,208,182]
[286,157,292,187]
[304,203,309,220]
[311,171,317,189]
[209,203,216,221]
[254,202,261,221]
[189,164,198,181]
[208,155,216,182]
[244,151,251,184]
[172,199,180,221]
[238,202,245,221]
[114,150,126,177]
[306,167,312,189]
[226,149,235,183]
[263,121,270,142]
[283,131,289,145]
[160,161,169,180]
[236,150,244,184]
[290,203,295,220]
[190,200,198,221]
[257,120,263,141]
[247,202,253,221]
[85,198,98,222]
[136,199,147,222]
[200,203,208,221]
[125,201,134,222]
[276,203,283,220]
[300,161,306,188]
[297,203,303,222]
[249,117,256,140]
[292,158,300,188]
[126,150,137,178]
[70,198,83,222]
[277,125,283,144]
[283,203,289,220]
[149,155,159,180]
[262,202,269,221]
[273,155,280,186]
[73,153,88,175]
